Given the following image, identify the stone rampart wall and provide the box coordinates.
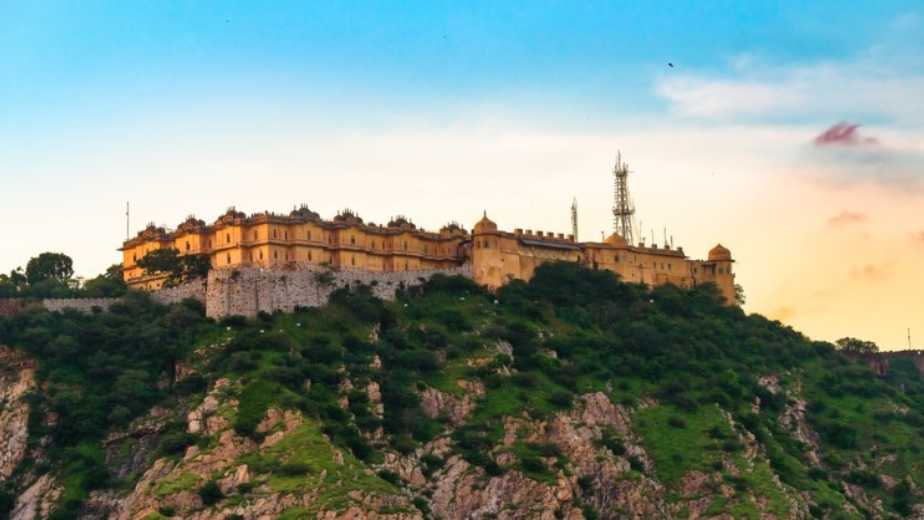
[0,264,471,320]
[206,264,473,319]
[0,299,26,316]
[853,350,924,377]
[0,280,205,316]
[41,298,120,313]
[151,281,207,305]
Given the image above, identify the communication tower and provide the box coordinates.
[612,152,636,244]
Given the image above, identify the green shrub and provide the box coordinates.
[157,431,197,456]
[198,480,223,506]
[377,470,402,486]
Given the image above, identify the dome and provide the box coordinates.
[708,243,732,262]
[473,211,497,233]
[604,233,628,247]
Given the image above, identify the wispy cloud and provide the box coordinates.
[827,211,868,227]
[655,14,924,125]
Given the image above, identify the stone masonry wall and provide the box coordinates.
[1,280,207,316]
[0,264,468,319]
[41,298,120,313]
[151,280,207,306]
[206,264,473,319]
[0,299,26,316]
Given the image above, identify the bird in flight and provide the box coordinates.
[667,62,674,68]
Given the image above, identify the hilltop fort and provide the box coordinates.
[119,157,737,311]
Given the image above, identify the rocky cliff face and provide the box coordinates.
[2,368,843,519]
[0,347,33,481]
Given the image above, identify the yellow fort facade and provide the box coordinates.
[469,214,736,304]
[120,207,468,290]
[121,208,736,304]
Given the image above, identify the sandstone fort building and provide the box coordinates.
[121,199,736,306]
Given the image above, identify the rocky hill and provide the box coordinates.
[1,263,922,519]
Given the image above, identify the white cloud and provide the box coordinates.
[655,15,924,125]
[658,61,924,124]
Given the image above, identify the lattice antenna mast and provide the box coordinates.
[571,197,579,241]
[612,151,636,244]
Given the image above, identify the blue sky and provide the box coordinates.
[4,0,920,136]
[1,1,923,347]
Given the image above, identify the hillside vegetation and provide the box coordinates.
[1,262,922,519]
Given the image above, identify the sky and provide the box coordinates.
[1,1,922,349]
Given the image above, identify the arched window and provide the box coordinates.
[403,241,407,250]
[185,241,190,251]
[351,256,355,266]
[350,236,355,245]
[308,251,312,261]
[226,253,231,264]
[284,231,288,240]
[259,251,264,260]
[307,230,312,240]
[253,231,257,240]
[273,251,278,260]
[226,233,231,243]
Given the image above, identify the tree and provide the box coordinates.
[0,268,27,297]
[734,283,746,306]
[835,337,879,355]
[25,253,73,284]
[83,264,128,297]
[137,249,210,287]
[137,249,183,279]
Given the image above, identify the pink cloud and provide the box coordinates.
[813,122,879,147]
[827,211,867,227]
[915,231,924,245]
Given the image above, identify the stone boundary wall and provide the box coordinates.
[151,281,207,305]
[0,264,471,319]
[0,299,26,316]
[851,350,924,377]
[206,264,473,319]
[41,298,120,313]
[0,280,206,316]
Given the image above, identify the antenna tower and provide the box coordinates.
[612,151,636,244]
[571,197,579,241]
[126,202,130,241]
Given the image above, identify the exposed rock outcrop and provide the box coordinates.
[0,346,34,480]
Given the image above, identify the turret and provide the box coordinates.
[471,212,504,289]
[707,244,736,304]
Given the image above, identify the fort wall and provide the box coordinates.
[205,264,473,319]
[153,281,207,305]
[42,298,120,313]
[850,350,924,377]
[0,265,469,319]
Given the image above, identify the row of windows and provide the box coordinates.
[212,228,448,254]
